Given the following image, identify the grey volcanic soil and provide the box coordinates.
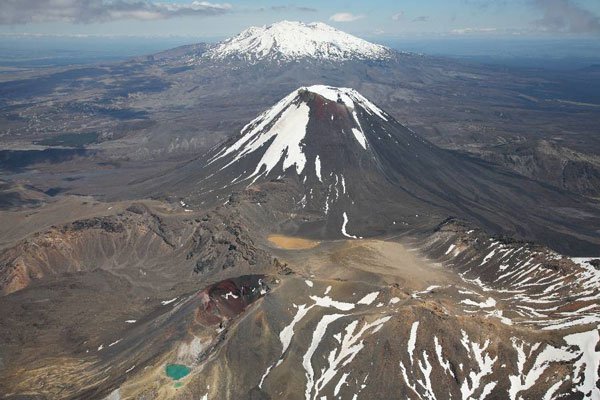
[1,190,597,399]
[1,51,600,197]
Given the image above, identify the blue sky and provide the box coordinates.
[1,0,599,38]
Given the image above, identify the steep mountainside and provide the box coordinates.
[146,86,600,255]
[477,139,600,197]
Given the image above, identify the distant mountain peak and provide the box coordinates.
[205,21,392,62]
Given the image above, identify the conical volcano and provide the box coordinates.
[153,86,600,254]
[206,85,407,185]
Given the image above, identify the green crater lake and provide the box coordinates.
[165,364,191,380]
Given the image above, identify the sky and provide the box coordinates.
[1,0,600,39]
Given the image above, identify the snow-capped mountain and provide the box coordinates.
[162,85,599,252]
[198,84,433,234]
[206,85,390,184]
[205,21,392,62]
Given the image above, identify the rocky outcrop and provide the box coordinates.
[0,210,177,295]
[188,209,269,275]
[478,139,600,197]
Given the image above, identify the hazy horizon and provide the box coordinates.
[2,33,600,71]
[2,0,599,70]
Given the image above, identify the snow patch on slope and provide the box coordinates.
[315,156,322,182]
[357,291,379,305]
[308,85,388,122]
[341,212,359,239]
[407,321,419,364]
[210,95,310,182]
[351,128,367,150]
[563,328,600,398]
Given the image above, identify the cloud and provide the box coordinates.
[391,12,404,21]
[461,0,508,9]
[296,7,318,13]
[0,0,232,25]
[269,5,317,13]
[411,16,429,22]
[294,6,319,12]
[532,0,600,33]
[329,12,365,23]
[450,27,497,35]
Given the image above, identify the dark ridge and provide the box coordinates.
[0,148,92,171]
[44,187,65,197]
[34,132,99,147]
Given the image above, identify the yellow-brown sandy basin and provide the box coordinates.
[267,234,320,250]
